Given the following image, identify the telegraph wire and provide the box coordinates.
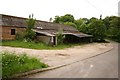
[84,0,103,14]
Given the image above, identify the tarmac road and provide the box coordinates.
[25,41,118,78]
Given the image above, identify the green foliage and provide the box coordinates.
[106,16,120,42]
[82,18,89,24]
[26,14,36,30]
[24,30,36,42]
[56,29,65,45]
[15,14,36,42]
[25,14,36,41]
[103,16,110,29]
[87,19,106,41]
[2,40,77,50]
[53,14,74,24]
[15,30,36,42]
[2,51,48,78]
[74,18,89,31]
[64,22,77,28]
[74,19,84,29]
[53,16,61,23]
[89,17,98,22]
[60,14,74,23]
[53,14,120,42]
[74,17,107,42]
[15,32,25,40]
[79,23,88,33]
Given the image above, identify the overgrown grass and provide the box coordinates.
[2,51,48,78]
[1,40,84,50]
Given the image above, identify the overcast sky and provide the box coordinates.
[0,0,119,21]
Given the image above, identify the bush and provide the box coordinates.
[2,51,48,78]
[15,32,25,40]
[15,30,36,42]
[56,29,65,45]
[25,14,36,42]
[15,14,36,42]
[24,30,36,42]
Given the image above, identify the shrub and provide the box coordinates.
[25,14,36,42]
[24,30,36,42]
[56,29,65,45]
[2,51,48,78]
[15,32,25,40]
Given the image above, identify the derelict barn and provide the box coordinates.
[0,14,92,45]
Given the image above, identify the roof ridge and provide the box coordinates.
[1,13,77,29]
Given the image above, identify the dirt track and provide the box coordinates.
[1,42,113,67]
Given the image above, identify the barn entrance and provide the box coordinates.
[63,34,92,44]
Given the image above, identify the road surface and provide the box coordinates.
[25,42,118,78]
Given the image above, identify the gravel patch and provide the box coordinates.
[1,43,113,67]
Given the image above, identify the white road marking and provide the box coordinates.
[90,64,94,68]
[83,64,94,78]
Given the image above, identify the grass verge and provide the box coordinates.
[1,40,86,50]
[2,51,48,78]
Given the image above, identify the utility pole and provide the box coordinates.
[100,14,102,20]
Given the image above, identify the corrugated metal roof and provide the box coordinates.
[32,29,92,37]
[32,29,55,36]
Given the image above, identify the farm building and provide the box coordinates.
[0,14,92,45]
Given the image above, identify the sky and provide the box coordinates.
[0,0,119,21]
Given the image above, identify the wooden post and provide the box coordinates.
[51,36,53,43]
[55,36,57,45]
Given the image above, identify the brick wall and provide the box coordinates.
[1,26,26,40]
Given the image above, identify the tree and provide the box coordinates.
[26,14,36,30]
[89,17,98,22]
[49,17,53,22]
[74,19,85,30]
[107,16,120,42]
[53,16,61,23]
[53,14,75,24]
[64,22,77,28]
[82,18,89,24]
[103,16,110,29]
[87,19,106,41]
[25,14,36,41]
[74,18,90,32]
[79,23,88,33]
[60,14,74,23]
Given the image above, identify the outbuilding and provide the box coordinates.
[0,14,92,45]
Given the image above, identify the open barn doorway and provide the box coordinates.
[63,34,92,44]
